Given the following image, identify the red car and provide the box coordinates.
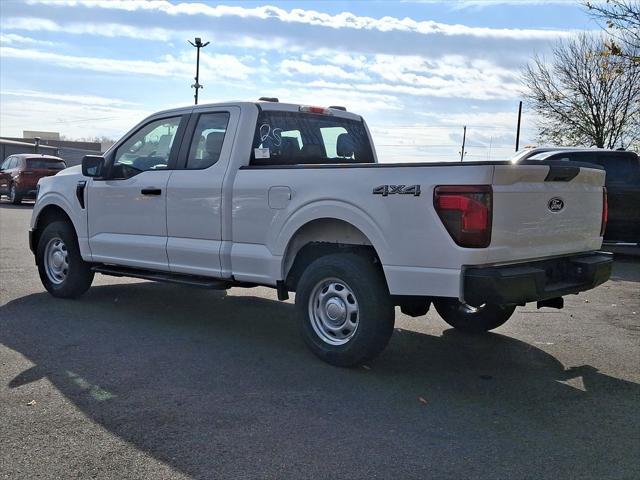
[0,154,67,204]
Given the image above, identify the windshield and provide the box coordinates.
[27,158,66,169]
[251,111,375,165]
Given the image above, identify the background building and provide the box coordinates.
[0,132,103,166]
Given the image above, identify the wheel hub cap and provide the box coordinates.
[52,251,64,268]
[308,278,359,346]
[325,298,347,324]
[44,237,69,285]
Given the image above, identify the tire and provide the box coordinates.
[9,184,22,205]
[295,253,395,367]
[37,220,94,298]
[433,299,516,333]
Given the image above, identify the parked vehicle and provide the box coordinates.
[0,154,67,204]
[29,100,613,366]
[513,148,640,246]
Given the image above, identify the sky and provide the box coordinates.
[0,0,599,162]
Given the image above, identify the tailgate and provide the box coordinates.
[488,163,605,263]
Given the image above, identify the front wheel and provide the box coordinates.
[37,220,94,298]
[295,253,395,367]
[433,299,515,333]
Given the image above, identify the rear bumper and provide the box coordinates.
[462,251,613,306]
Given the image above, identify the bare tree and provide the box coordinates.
[585,0,640,62]
[523,34,639,149]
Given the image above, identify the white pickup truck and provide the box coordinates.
[29,100,612,366]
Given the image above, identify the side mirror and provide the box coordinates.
[82,155,105,178]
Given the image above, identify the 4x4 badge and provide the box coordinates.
[373,185,421,197]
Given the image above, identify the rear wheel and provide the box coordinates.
[295,253,395,367]
[37,220,94,298]
[9,184,22,205]
[434,299,515,333]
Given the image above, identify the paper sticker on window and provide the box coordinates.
[254,147,270,159]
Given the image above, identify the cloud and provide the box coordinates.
[401,0,578,6]
[1,89,139,107]
[0,95,150,139]
[2,17,172,41]
[266,87,403,114]
[280,59,369,81]
[366,108,539,163]
[0,46,254,81]
[0,32,58,46]
[273,53,523,100]
[24,0,574,40]
[283,78,520,101]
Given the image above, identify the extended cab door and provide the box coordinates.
[87,115,188,270]
[165,106,240,277]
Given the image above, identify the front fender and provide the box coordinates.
[31,185,90,260]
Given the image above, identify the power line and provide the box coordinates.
[372,124,523,130]
[376,143,515,147]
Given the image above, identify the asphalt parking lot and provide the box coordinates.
[1,202,639,480]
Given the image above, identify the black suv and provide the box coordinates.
[515,148,640,245]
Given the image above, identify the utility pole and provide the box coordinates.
[515,101,522,152]
[188,37,210,105]
[460,125,467,162]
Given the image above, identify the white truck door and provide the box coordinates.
[165,107,240,277]
[87,115,186,270]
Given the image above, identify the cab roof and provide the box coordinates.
[152,101,362,122]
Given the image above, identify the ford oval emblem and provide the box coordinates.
[548,197,564,212]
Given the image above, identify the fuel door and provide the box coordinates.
[268,186,292,209]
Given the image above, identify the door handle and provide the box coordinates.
[141,188,162,196]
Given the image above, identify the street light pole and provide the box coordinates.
[188,37,210,105]
[460,125,467,162]
[515,101,522,152]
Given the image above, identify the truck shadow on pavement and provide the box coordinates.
[1,282,639,479]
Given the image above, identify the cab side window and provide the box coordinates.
[186,113,230,169]
[112,117,182,178]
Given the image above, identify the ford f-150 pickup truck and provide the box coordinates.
[29,100,613,366]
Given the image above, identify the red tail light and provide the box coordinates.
[434,185,492,248]
[601,187,608,237]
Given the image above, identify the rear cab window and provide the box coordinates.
[250,110,375,166]
[27,158,67,169]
